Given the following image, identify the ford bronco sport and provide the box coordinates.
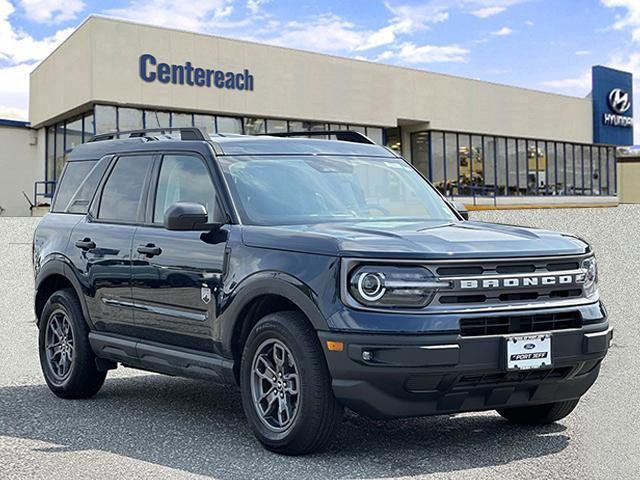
[33,128,612,455]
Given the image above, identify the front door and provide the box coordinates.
[131,153,227,351]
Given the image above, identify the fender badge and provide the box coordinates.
[201,285,212,304]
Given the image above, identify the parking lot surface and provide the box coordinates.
[0,208,638,480]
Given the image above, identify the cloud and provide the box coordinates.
[380,42,470,64]
[470,6,507,17]
[491,26,513,36]
[0,0,74,62]
[104,0,236,32]
[575,50,591,56]
[0,63,33,121]
[541,71,591,94]
[246,0,267,14]
[0,0,76,120]
[17,0,85,24]
[524,20,534,26]
[601,0,640,41]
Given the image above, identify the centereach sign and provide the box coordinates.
[139,53,254,91]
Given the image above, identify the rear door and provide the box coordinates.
[69,153,154,336]
[131,152,227,351]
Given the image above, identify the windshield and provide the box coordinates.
[219,155,458,226]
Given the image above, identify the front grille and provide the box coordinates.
[459,311,581,336]
[428,255,589,312]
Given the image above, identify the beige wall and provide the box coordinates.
[31,16,593,143]
[0,126,39,216]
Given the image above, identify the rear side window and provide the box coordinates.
[51,161,96,212]
[66,157,111,214]
[98,155,153,222]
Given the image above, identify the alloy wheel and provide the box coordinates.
[45,309,75,381]
[250,338,301,432]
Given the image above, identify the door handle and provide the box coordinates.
[75,238,96,250]
[137,244,162,257]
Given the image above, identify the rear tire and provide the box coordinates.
[38,288,106,399]
[497,399,580,425]
[240,311,343,455]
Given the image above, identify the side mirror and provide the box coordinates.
[453,201,469,221]
[164,202,210,231]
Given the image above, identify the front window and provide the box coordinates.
[219,155,457,226]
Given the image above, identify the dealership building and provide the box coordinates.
[0,15,635,216]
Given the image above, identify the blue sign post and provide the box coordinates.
[592,65,633,145]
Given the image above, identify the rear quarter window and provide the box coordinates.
[51,161,97,213]
[66,157,111,214]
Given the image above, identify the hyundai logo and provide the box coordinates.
[524,343,536,350]
[608,88,631,115]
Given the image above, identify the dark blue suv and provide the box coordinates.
[33,128,612,455]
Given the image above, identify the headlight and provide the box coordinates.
[581,256,598,297]
[348,265,449,308]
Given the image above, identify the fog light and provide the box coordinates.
[362,350,374,361]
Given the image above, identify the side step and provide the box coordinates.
[88,332,235,384]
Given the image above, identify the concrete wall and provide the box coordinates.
[30,16,593,143]
[0,126,39,216]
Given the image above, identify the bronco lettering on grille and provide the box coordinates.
[458,273,585,290]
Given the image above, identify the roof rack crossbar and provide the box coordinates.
[260,130,376,145]
[90,127,208,142]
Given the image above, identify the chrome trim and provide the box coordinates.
[102,297,207,322]
[419,344,459,350]
[584,327,613,338]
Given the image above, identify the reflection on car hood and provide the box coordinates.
[241,220,589,259]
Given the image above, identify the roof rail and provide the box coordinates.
[261,130,376,145]
[90,127,208,142]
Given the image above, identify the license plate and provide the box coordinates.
[506,333,552,370]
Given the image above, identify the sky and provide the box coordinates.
[1,0,639,140]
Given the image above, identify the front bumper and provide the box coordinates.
[318,319,612,419]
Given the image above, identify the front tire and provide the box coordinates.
[497,399,580,425]
[240,311,343,455]
[38,289,106,399]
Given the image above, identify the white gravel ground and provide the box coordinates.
[0,208,638,480]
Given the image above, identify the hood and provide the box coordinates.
[241,220,589,259]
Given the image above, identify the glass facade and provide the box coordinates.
[43,104,615,199]
[411,129,617,197]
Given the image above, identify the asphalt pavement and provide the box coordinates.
[0,207,638,480]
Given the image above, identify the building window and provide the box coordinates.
[55,123,65,180]
[366,127,383,145]
[244,117,266,135]
[145,110,170,129]
[94,105,117,135]
[118,107,143,131]
[172,112,193,128]
[266,119,287,133]
[194,114,216,135]
[410,132,429,179]
[65,117,83,157]
[83,111,94,140]
[419,129,615,198]
[217,116,243,134]
[46,127,55,195]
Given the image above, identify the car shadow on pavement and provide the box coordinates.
[0,374,570,479]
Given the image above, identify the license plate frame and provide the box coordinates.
[505,333,552,371]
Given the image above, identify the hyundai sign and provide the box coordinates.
[592,65,633,145]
